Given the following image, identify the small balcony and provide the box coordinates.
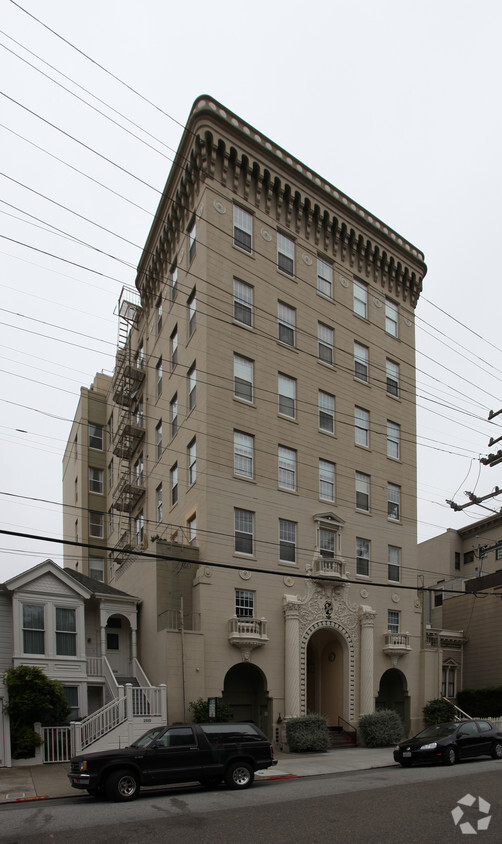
[112,362,145,407]
[311,555,347,580]
[113,418,145,459]
[228,617,268,658]
[113,475,145,513]
[383,631,411,657]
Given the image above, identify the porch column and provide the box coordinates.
[131,627,137,661]
[283,596,301,718]
[359,605,376,715]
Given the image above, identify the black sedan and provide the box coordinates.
[394,719,502,767]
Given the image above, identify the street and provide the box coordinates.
[0,760,501,843]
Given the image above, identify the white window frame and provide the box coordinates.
[89,511,104,538]
[279,519,296,563]
[387,420,400,460]
[278,446,296,491]
[188,514,196,545]
[235,588,254,617]
[89,467,104,495]
[89,556,105,582]
[188,289,196,337]
[22,603,45,654]
[170,464,178,506]
[355,472,370,511]
[388,609,400,633]
[233,279,253,326]
[156,358,162,398]
[354,342,368,382]
[156,420,162,461]
[233,206,253,253]
[188,218,196,263]
[171,263,178,302]
[188,363,196,411]
[319,459,335,502]
[171,327,178,369]
[353,280,367,318]
[156,295,162,335]
[356,538,370,577]
[234,509,254,555]
[55,607,77,656]
[319,390,335,433]
[388,545,401,581]
[385,298,398,337]
[135,511,144,545]
[355,406,369,447]
[156,484,163,522]
[277,232,295,275]
[388,483,401,521]
[317,257,333,297]
[188,438,196,485]
[234,354,253,403]
[88,424,103,450]
[170,394,178,438]
[234,431,253,478]
[386,359,399,397]
[318,323,334,365]
[278,301,295,347]
[278,373,296,418]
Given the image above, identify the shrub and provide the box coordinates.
[359,709,403,747]
[188,697,233,723]
[4,665,70,759]
[422,698,456,726]
[285,714,329,753]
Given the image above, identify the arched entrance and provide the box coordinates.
[105,614,132,678]
[376,668,410,734]
[222,663,272,738]
[306,628,344,725]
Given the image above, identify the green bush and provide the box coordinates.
[285,714,329,753]
[4,665,70,759]
[188,697,233,723]
[457,687,502,717]
[359,710,403,747]
[423,698,456,726]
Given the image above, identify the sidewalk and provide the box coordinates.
[0,748,395,803]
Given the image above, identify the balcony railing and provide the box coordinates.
[112,362,145,407]
[228,617,269,650]
[113,475,145,512]
[112,417,145,459]
[383,631,411,657]
[311,555,347,579]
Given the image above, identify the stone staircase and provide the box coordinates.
[328,726,357,749]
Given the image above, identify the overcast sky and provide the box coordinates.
[1,0,501,582]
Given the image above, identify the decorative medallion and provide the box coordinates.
[339,276,349,288]
[360,588,369,599]
[261,228,272,242]
[213,200,226,214]
[302,253,313,266]
[404,318,412,327]
[283,576,295,587]
[239,570,252,581]
[392,593,400,603]
[324,601,333,619]
[373,297,383,308]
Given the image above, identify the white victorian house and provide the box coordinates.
[0,560,166,766]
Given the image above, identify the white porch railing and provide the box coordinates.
[73,691,127,751]
[41,726,72,763]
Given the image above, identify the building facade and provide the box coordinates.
[63,96,428,738]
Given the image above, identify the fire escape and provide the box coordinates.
[111,287,145,565]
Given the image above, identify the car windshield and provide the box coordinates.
[130,727,166,748]
[415,722,458,740]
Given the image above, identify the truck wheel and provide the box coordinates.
[106,769,139,802]
[225,761,254,789]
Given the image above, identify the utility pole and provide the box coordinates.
[447,407,502,511]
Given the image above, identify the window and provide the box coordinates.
[442,666,456,698]
[234,431,253,478]
[188,514,196,544]
[156,296,162,335]
[319,390,335,433]
[108,459,114,491]
[388,545,401,581]
[63,687,79,722]
[356,472,370,511]
[89,511,104,538]
[135,511,144,545]
[464,550,474,564]
[235,509,253,555]
[319,459,335,502]
[188,438,196,485]
[88,424,103,450]
[385,299,398,337]
[234,355,253,402]
[233,206,252,252]
[278,373,296,418]
[23,604,44,654]
[353,280,367,318]
[356,538,370,577]
[388,483,401,521]
[386,359,399,397]
[277,232,294,275]
[170,327,178,369]
[134,453,144,486]
[279,519,296,563]
[235,589,254,617]
[170,394,178,438]
[278,446,296,491]
[496,546,502,561]
[387,420,400,460]
[455,551,461,570]
[155,484,162,522]
[56,607,76,656]
[233,279,253,326]
[355,406,369,447]
[319,528,335,559]
[188,363,196,411]
[133,396,143,428]
[74,477,78,503]
[156,420,162,460]
[278,302,295,346]
[156,358,162,398]
[136,343,144,370]
[89,468,104,495]
[354,342,368,382]
[188,218,196,263]
[318,323,334,364]
[387,610,400,634]
[171,263,178,302]
[170,464,178,506]
[188,289,196,337]
[317,258,333,297]
[108,506,114,534]
[89,557,104,581]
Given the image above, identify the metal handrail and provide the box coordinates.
[440,694,473,721]
[337,715,357,745]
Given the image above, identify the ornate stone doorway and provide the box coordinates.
[306,628,344,724]
[222,663,272,738]
[376,668,410,734]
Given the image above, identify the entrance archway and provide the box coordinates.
[376,668,410,734]
[222,663,271,738]
[306,628,344,725]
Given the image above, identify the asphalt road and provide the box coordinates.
[0,759,501,843]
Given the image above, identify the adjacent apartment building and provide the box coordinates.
[63,96,428,739]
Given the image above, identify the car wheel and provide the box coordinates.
[225,761,254,789]
[400,760,412,768]
[106,769,139,802]
[491,741,502,760]
[443,746,457,766]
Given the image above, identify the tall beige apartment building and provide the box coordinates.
[63,96,429,739]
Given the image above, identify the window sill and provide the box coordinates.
[233,396,255,408]
[233,474,256,483]
[355,509,372,517]
[232,320,255,332]
[278,413,298,423]
[276,340,299,353]
[354,376,370,387]
[386,392,401,402]
[317,359,336,370]
[233,243,255,259]
[233,552,256,561]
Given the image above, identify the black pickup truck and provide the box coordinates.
[68,722,277,801]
